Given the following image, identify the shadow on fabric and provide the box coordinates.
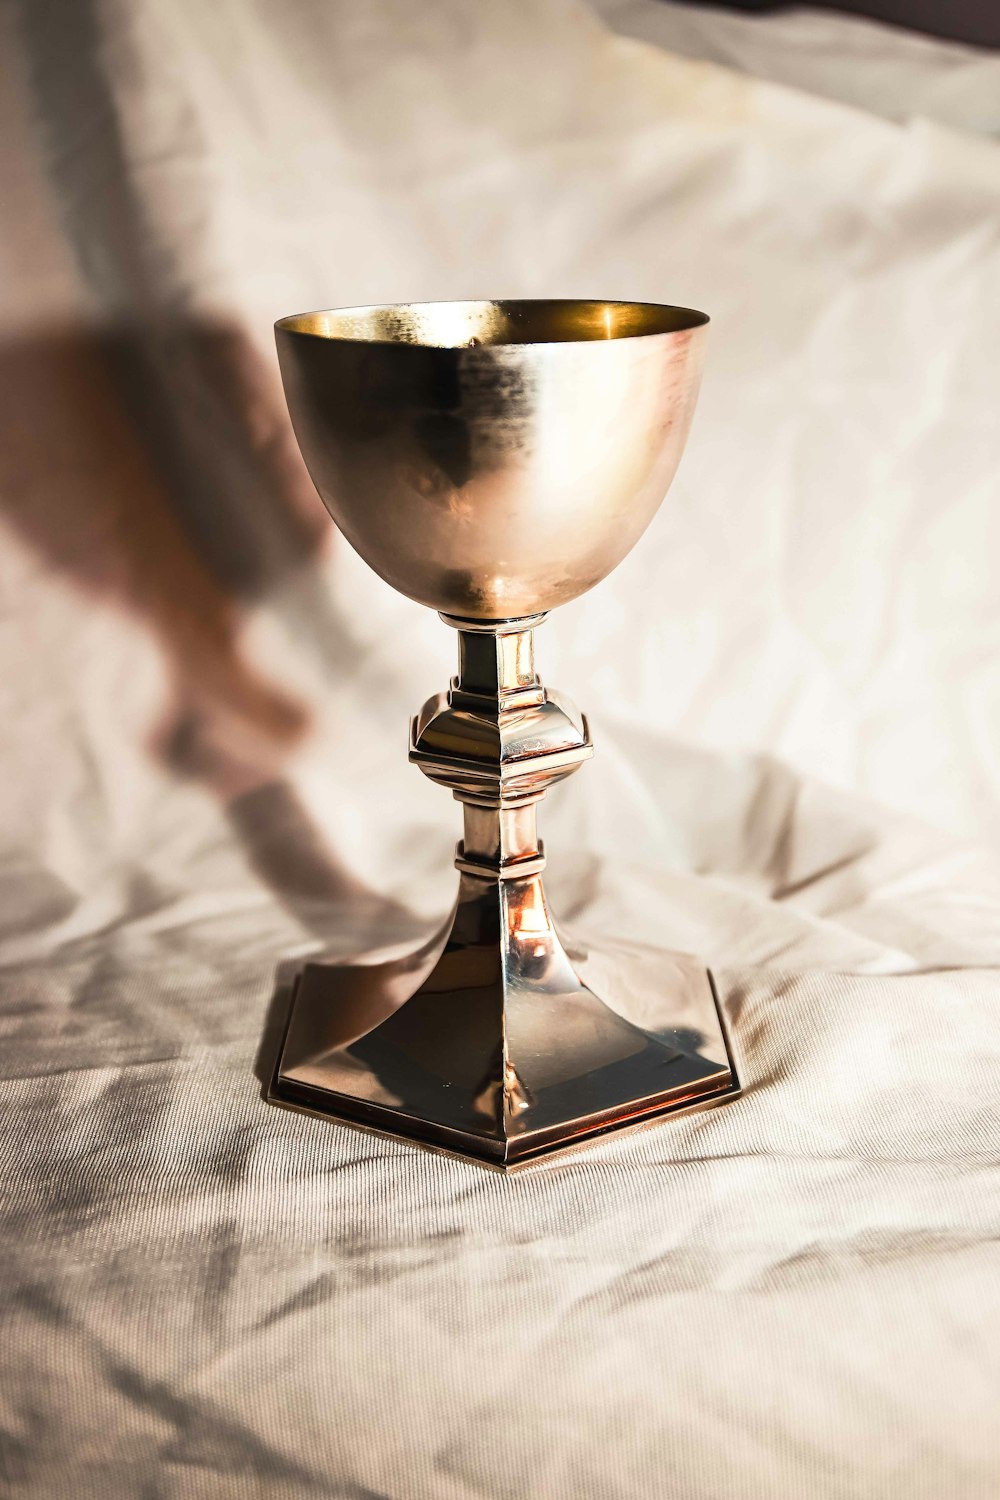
[0,322,416,956]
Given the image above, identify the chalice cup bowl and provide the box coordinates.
[269,299,740,1169]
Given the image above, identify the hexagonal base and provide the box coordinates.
[268,880,740,1170]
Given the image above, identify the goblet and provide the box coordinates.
[269,299,740,1169]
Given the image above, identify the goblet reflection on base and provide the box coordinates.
[268,299,740,1170]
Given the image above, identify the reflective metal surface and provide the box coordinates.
[274,872,737,1170]
[410,616,592,812]
[275,299,708,619]
[269,299,740,1168]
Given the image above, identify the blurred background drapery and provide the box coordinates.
[2,3,1000,1496]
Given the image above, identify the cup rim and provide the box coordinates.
[274,298,709,349]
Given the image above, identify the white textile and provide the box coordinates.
[2,2,999,1496]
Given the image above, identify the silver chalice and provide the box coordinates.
[268,299,740,1169]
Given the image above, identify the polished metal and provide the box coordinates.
[269,300,740,1169]
[274,299,708,620]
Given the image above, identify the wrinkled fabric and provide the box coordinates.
[2,2,1000,1496]
[599,0,1000,135]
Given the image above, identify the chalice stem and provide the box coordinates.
[420,616,589,1008]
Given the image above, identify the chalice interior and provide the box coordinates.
[269,299,740,1169]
